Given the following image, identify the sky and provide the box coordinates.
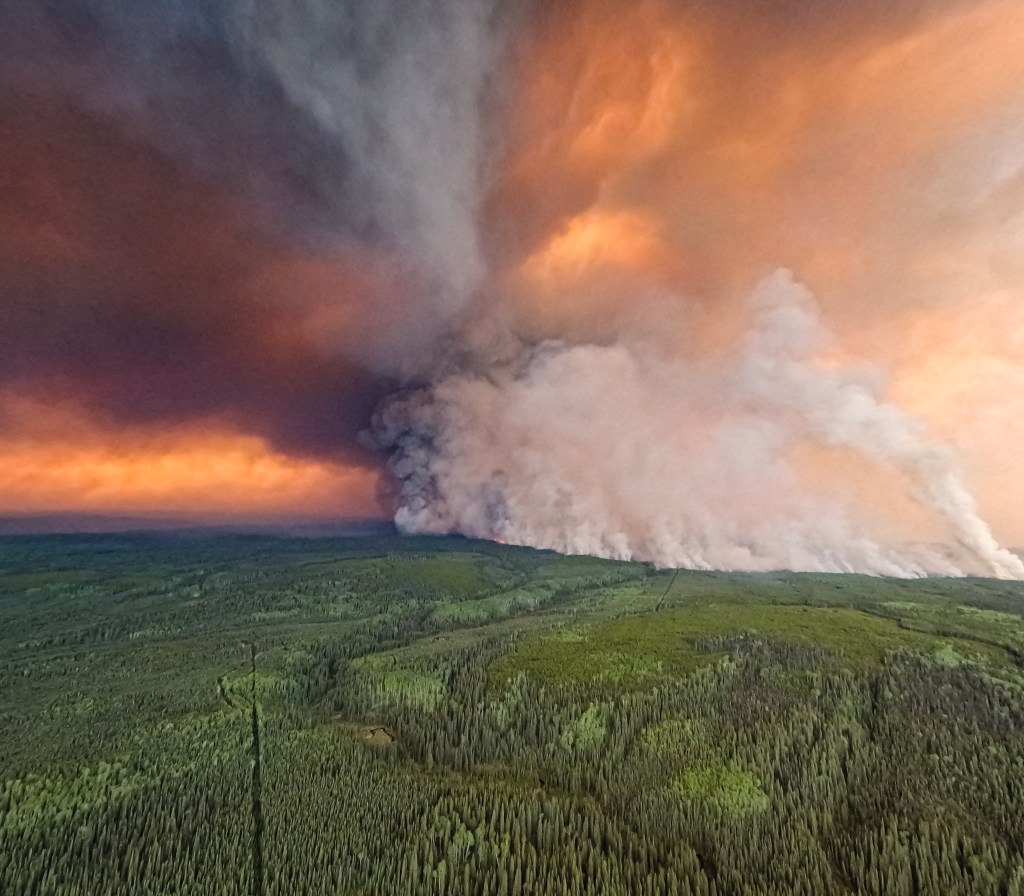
[2,0,1023,575]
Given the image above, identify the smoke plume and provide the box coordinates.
[371,0,1024,578]
[375,270,1023,578]
[2,0,1023,573]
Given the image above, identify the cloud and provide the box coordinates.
[375,270,1023,578]
[2,0,1023,570]
[0,88,389,461]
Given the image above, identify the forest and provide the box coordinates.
[1,532,1023,895]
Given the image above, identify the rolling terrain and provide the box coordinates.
[2,533,1023,895]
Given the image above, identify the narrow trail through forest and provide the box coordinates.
[655,569,679,612]
[248,642,264,896]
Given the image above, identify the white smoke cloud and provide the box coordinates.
[229,0,508,370]
[375,269,1024,579]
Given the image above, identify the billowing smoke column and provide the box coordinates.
[228,0,506,359]
[3,0,1023,575]
[374,271,1024,578]
[369,0,1024,579]
[0,0,513,458]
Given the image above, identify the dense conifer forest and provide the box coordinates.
[2,533,1023,895]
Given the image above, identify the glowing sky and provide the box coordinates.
[2,0,1023,559]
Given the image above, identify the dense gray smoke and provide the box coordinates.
[2,0,510,375]
[229,0,504,343]
[4,0,1021,573]
[375,271,1024,579]
[0,0,513,465]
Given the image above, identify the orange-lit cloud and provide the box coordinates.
[479,0,1024,545]
[0,396,379,520]
[0,89,398,455]
[495,0,1024,309]
[4,0,1024,551]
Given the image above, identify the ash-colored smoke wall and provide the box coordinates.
[375,271,1024,578]
[3,0,1023,571]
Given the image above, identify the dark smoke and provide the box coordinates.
[0,0,512,461]
[2,0,1021,576]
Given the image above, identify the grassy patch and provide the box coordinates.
[221,671,287,704]
[560,703,608,751]
[378,669,444,711]
[430,583,561,626]
[490,603,979,685]
[877,601,1022,665]
[350,657,446,711]
[0,762,146,834]
[671,763,770,817]
[430,595,509,626]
